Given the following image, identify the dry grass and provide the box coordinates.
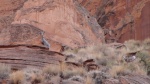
[143,38,150,50]
[30,73,44,84]
[63,44,118,64]
[0,63,11,80]
[10,71,24,84]
[43,64,61,76]
[85,76,94,84]
[62,66,86,79]
[62,39,150,78]
[60,62,68,72]
[109,65,128,77]
[23,68,43,84]
[127,63,147,75]
[124,39,143,52]
[60,62,86,79]
[109,61,147,77]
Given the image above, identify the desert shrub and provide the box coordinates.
[87,70,110,84]
[10,71,24,84]
[124,40,142,52]
[62,67,86,79]
[63,44,119,65]
[88,70,110,80]
[62,48,79,56]
[127,63,146,75]
[62,39,149,78]
[109,60,147,77]
[23,68,43,84]
[43,64,61,80]
[109,64,129,77]
[136,50,150,75]
[85,76,94,84]
[0,63,11,80]
[43,64,60,76]
[143,38,150,49]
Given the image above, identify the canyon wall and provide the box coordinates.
[79,0,150,43]
[0,0,149,51]
[0,0,104,52]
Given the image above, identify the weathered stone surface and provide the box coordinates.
[0,45,65,69]
[103,78,119,84]
[79,0,150,43]
[77,0,102,16]
[120,75,150,84]
[62,80,83,84]
[0,24,62,52]
[11,0,104,51]
[0,0,26,31]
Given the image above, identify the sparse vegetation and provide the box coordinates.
[43,64,61,76]
[124,39,143,52]
[63,38,150,78]
[85,76,94,84]
[0,39,150,83]
[24,68,43,84]
[10,71,24,84]
[62,66,86,79]
[143,38,150,50]
[0,63,11,80]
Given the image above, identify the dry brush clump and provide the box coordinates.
[0,63,11,80]
[9,68,44,84]
[23,68,43,84]
[143,38,150,50]
[124,39,143,52]
[62,66,86,79]
[43,64,61,76]
[10,71,24,84]
[87,70,110,84]
[0,64,11,81]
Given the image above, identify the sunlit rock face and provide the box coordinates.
[0,0,26,31]
[78,0,150,43]
[11,0,104,51]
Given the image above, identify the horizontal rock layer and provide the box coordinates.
[0,45,65,69]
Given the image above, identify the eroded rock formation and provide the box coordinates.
[0,0,105,52]
[0,0,150,84]
[0,45,65,69]
[12,0,104,51]
[79,0,150,43]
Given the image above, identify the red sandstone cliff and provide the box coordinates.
[79,0,150,43]
[0,0,104,52]
[0,0,149,51]
[0,0,150,84]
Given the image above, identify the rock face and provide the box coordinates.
[0,0,26,31]
[11,0,104,51]
[0,0,104,75]
[0,45,65,69]
[79,0,150,43]
[120,75,150,84]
